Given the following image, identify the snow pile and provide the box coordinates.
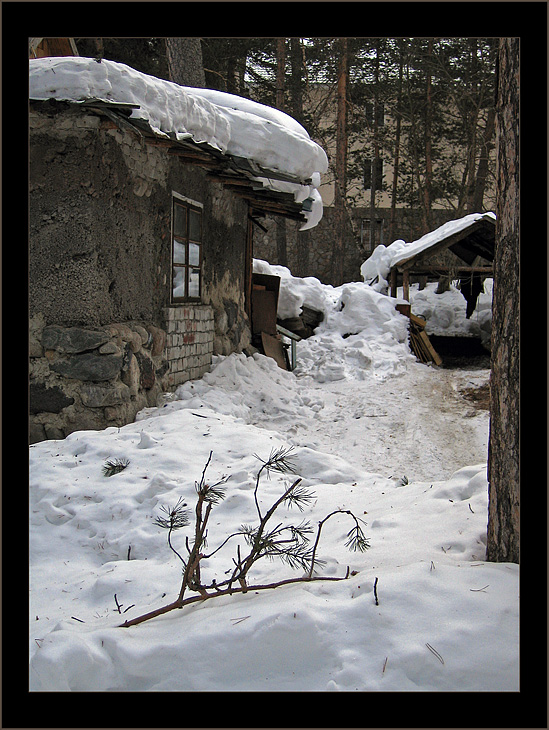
[137,351,326,434]
[253,259,414,383]
[361,212,496,290]
[29,56,328,230]
[409,280,493,346]
[30,401,518,692]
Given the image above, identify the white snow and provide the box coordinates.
[30,261,518,693]
[29,56,328,230]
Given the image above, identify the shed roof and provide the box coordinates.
[391,213,496,271]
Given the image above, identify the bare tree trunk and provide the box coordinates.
[165,37,205,88]
[331,38,349,286]
[389,40,405,243]
[369,40,380,252]
[422,38,434,233]
[486,37,520,563]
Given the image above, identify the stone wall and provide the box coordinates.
[29,102,253,442]
[29,316,170,443]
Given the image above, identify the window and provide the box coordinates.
[363,157,383,191]
[171,196,203,302]
[361,218,384,257]
[365,101,385,128]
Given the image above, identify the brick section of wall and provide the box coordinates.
[164,305,215,387]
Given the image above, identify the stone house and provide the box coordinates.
[29,57,326,443]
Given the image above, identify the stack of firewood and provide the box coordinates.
[396,304,442,366]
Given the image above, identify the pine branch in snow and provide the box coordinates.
[119,450,369,628]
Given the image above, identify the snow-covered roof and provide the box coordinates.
[361,212,496,286]
[29,56,328,230]
[388,212,496,269]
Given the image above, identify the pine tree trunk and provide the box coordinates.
[165,37,205,88]
[389,40,405,242]
[472,105,496,212]
[275,38,288,268]
[332,38,348,286]
[369,41,380,252]
[486,37,520,564]
[422,39,434,233]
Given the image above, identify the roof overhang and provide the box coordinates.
[30,97,310,224]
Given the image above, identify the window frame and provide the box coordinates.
[171,194,204,303]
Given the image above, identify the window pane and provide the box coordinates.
[174,204,187,237]
[173,239,186,264]
[189,242,200,266]
[189,269,201,298]
[172,267,186,299]
[189,209,202,241]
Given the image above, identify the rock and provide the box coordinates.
[132,324,149,345]
[80,382,130,407]
[98,341,120,355]
[148,325,166,357]
[135,351,155,389]
[30,382,75,414]
[50,352,123,381]
[121,350,140,396]
[42,326,109,353]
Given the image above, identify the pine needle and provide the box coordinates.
[102,458,130,477]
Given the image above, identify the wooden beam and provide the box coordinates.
[402,269,410,302]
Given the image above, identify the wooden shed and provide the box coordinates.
[388,213,496,307]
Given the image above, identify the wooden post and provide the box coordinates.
[402,269,410,302]
[245,210,254,321]
[390,267,397,297]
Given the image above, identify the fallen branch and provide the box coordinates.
[116,450,366,629]
[119,569,350,628]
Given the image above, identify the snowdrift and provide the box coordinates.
[29,263,517,693]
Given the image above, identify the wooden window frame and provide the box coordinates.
[171,194,203,303]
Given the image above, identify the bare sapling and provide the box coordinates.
[119,447,369,628]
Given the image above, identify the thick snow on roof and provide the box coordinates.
[29,56,328,230]
[361,212,496,286]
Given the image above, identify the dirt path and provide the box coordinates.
[290,364,490,483]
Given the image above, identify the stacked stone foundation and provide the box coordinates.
[29,305,216,443]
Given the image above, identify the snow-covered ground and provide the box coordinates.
[29,262,519,693]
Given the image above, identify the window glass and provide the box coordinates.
[189,209,202,241]
[173,240,186,265]
[172,268,186,299]
[174,204,187,237]
[189,242,200,267]
[189,269,201,298]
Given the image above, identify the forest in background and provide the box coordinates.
[76,37,498,245]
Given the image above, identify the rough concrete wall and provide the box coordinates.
[29,103,253,440]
